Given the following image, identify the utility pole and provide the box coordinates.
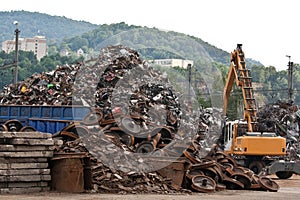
[14,21,20,84]
[187,64,192,113]
[188,64,192,97]
[286,55,293,102]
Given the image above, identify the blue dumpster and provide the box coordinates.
[0,105,92,134]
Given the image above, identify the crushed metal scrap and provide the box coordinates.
[53,138,189,194]
[0,64,80,105]
[257,100,299,137]
[0,119,36,132]
[51,43,279,193]
[53,136,279,193]
[72,45,185,133]
[183,143,279,192]
[0,45,281,193]
[257,100,300,159]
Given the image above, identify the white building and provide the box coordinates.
[77,48,84,57]
[2,36,47,60]
[148,59,194,69]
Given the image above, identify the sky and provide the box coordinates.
[1,0,299,71]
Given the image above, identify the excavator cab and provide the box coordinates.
[222,120,246,152]
[222,44,286,156]
[220,44,299,177]
[222,120,286,156]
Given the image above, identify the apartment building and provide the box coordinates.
[148,58,194,69]
[2,36,47,60]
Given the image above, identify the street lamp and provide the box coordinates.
[14,21,20,84]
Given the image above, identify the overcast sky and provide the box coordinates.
[1,0,299,70]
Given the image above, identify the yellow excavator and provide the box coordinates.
[221,44,300,179]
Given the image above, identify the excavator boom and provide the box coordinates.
[221,45,293,178]
[223,44,258,132]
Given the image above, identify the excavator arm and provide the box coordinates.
[222,45,290,176]
[223,44,258,132]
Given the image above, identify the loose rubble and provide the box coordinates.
[0,119,36,132]
[0,45,285,194]
[257,100,300,159]
[52,136,280,193]
[50,45,282,191]
[258,100,299,137]
[0,64,80,105]
[53,138,186,194]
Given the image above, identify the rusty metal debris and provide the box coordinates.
[53,138,187,194]
[257,176,279,192]
[0,64,80,105]
[52,132,281,194]
[0,45,211,154]
[0,44,283,194]
[1,119,36,132]
[183,143,280,192]
[191,175,216,193]
[257,100,300,160]
[257,100,299,137]
[83,47,182,136]
[69,45,195,155]
[52,45,281,193]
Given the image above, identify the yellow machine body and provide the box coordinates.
[225,131,286,156]
[223,121,286,156]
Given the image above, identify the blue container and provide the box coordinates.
[28,119,70,133]
[0,105,92,133]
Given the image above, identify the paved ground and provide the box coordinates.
[0,175,299,200]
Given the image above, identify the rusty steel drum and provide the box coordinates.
[51,153,87,193]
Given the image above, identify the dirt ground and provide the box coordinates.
[0,175,299,200]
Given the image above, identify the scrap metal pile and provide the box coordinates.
[257,100,299,137]
[0,45,197,150]
[257,100,300,159]
[73,45,184,131]
[54,137,280,193]
[52,45,279,193]
[57,45,200,154]
[182,142,279,192]
[0,45,281,193]
[0,119,36,132]
[54,138,187,194]
[0,64,79,105]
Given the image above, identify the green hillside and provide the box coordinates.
[61,22,262,67]
[1,11,298,109]
[61,23,230,65]
[0,10,98,44]
[0,11,262,67]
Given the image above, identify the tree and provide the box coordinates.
[252,65,265,83]
[69,37,89,51]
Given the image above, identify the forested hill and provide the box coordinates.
[61,22,263,67]
[1,11,300,108]
[61,22,229,65]
[0,11,98,44]
[0,11,261,67]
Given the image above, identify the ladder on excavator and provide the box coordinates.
[223,44,258,132]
